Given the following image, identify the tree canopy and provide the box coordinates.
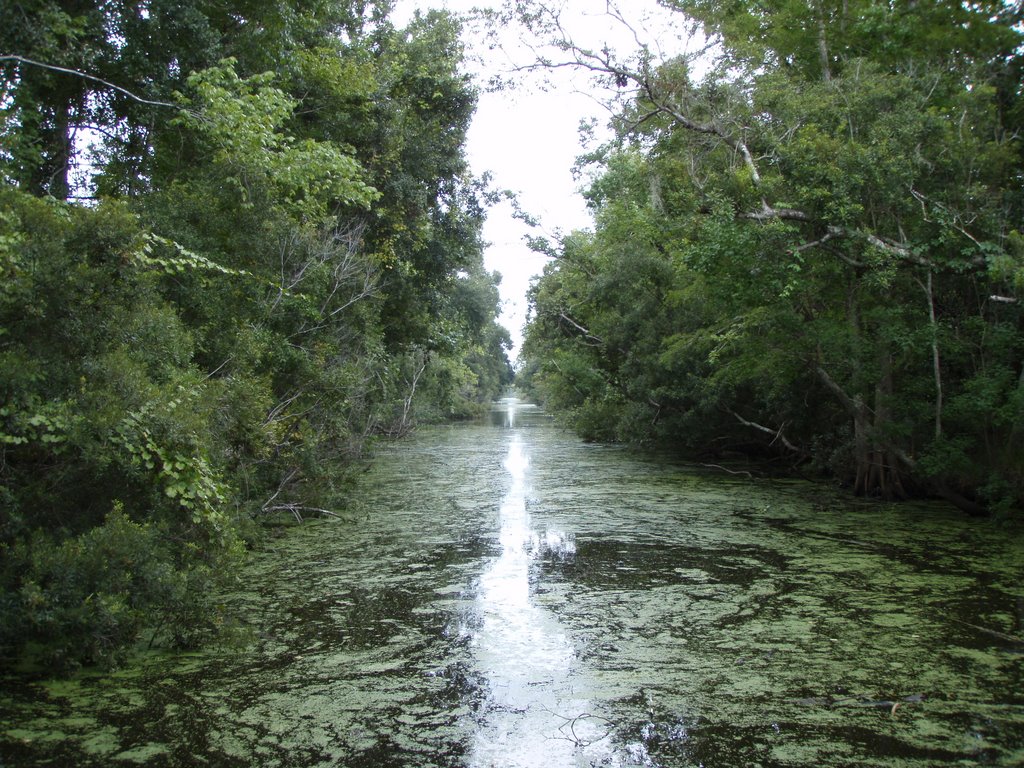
[0,0,511,670]
[517,0,1023,515]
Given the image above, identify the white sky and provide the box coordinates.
[391,0,698,359]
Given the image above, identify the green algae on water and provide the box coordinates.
[1,401,1022,767]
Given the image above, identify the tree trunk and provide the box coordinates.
[23,77,78,200]
[863,351,908,500]
[51,101,73,200]
[816,361,909,500]
[920,271,943,438]
[817,16,832,81]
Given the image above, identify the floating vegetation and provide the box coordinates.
[2,402,1022,766]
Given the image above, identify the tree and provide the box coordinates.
[515,0,1022,512]
[0,0,512,670]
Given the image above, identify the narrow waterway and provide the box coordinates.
[2,399,1023,766]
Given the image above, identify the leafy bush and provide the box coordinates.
[0,504,236,673]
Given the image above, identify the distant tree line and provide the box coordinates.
[517,0,1023,516]
[0,0,512,670]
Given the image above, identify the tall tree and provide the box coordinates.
[0,1,511,670]
[517,0,1022,512]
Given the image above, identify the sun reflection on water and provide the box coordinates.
[468,401,607,767]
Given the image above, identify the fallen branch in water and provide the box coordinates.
[542,706,615,747]
[951,618,1024,644]
[262,503,344,523]
[699,463,754,478]
[791,693,925,715]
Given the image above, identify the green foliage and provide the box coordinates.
[0,2,511,672]
[114,402,229,538]
[135,234,254,281]
[0,503,238,673]
[174,60,380,220]
[521,0,1022,513]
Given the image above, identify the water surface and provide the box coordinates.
[2,399,1023,766]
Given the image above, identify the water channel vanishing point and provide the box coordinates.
[2,398,1022,766]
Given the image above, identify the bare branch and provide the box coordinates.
[741,204,813,222]
[789,230,838,254]
[815,365,867,419]
[861,230,913,259]
[822,225,935,267]
[557,310,604,346]
[497,5,762,186]
[262,503,345,523]
[1,54,181,112]
[263,389,305,427]
[911,187,985,248]
[260,468,300,518]
[616,108,664,135]
[727,408,800,452]
[700,463,754,478]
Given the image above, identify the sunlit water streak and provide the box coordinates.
[469,405,605,767]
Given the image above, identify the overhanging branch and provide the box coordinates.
[1,54,182,112]
[727,408,800,452]
[741,204,813,222]
[557,310,604,346]
[502,8,994,281]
